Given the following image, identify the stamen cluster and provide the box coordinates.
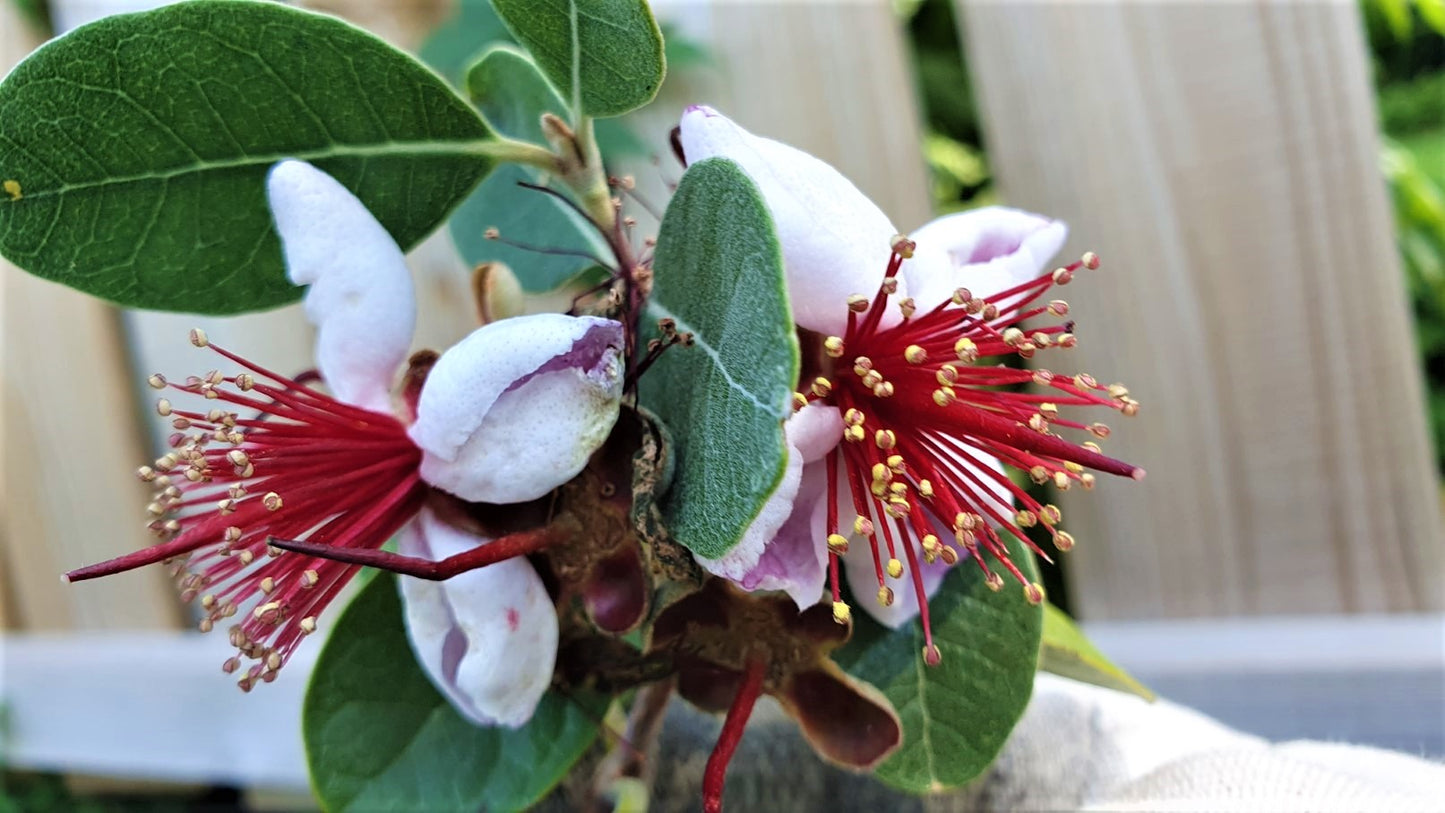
[68,330,426,689]
[802,239,1143,663]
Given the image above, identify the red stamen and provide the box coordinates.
[68,335,428,687]
[702,656,766,813]
[267,524,567,579]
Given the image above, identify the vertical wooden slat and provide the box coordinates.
[662,0,933,232]
[958,1,1442,619]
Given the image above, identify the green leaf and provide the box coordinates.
[833,537,1044,793]
[305,573,603,813]
[1039,602,1155,701]
[449,162,608,292]
[489,0,665,118]
[466,45,568,145]
[0,1,493,314]
[1419,0,1445,36]
[638,156,798,561]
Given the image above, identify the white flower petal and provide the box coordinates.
[266,160,415,412]
[788,403,844,464]
[397,507,558,728]
[411,313,624,504]
[679,106,903,335]
[905,206,1068,310]
[693,434,804,582]
[842,529,952,630]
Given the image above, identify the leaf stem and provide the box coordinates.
[477,136,564,172]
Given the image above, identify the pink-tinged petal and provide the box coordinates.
[411,314,625,504]
[397,507,558,728]
[693,432,804,582]
[737,461,829,610]
[905,206,1068,310]
[679,106,903,336]
[266,161,415,413]
[788,403,844,464]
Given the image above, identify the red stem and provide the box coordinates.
[702,656,766,813]
[266,525,567,580]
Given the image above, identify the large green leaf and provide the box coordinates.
[834,538,1044,793]
[419,0,513,87]
[467,45,568,145]
[490,0,665,118]
[638,157,797,561]
[0,1,493,313]
[304,573,603,812]
[1039,602,1154,701]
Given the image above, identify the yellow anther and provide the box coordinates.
[253,601,281,621]
[954,337,978,362]
[137,465,156,482]
[886,558,904,579]
[923,644,942,666]
[982,303,999,320]
[223,526,242,542]
[827,534,850,555]
[933,387,956,407]
[890,234,916,258]
[951,287,972,305]
[1002,327,1025,347]
[885,497,911,518]
[228,484,246,498]
[1054,531,1076,552]
[300,616,318,634]
[1033,369,1055,385]
[302,569,320,587]
[1064,461,1083,474]
[148,373,168,390]
[886,454,905,472]
[844,408,866,426]
[262,492,283,511]
[189,328,209,347]
[875,429,896,450]
[917,479,934,499]
[1057,333,1078,348]
[871,462,892,483]
[227,450,249,468]
[146,501,165,517]
[260,577,275,594]
[1029,465,1050,484]
[898,297,916,318]
[238,550,255,566]
[1075,373,1099,390]
[888,482,908,498]
[844,424,866,443]
[162,519,181,534]
[1024,582,1046,605]
[1088,423,1111,439]
[965,297,986,315]
[156,399,173,416]
[853,356,874,376]
[266,652,282,672]
[1041,505,1063,525]
[904,344,928,364]
[1028,413,1049,432]
[1054,471,1072,490]
[235,373,254,391]
[811,377,832,397]
[939,544,959,565]
[1047,299,1070,316]
[1081,251,1100,269]
[1080,473,1096,490]
[880,277,898,296]
[832,601,852,625]
[1121,398,1140,417]
[1052,267,1073,285]
[1015,510,1037,528]
[1108,383,1130,398]
[954,512,976,531]
[877,585,895,606]
[847,294,870,313]
[1039,403,1059,419]
[984,572,1005,592]
[823,336,845,358]
[792,392,808,410]
[854,516,874,536]
[873,381,895,398]
[861,369,883,388]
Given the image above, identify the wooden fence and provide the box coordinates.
[2,0,1441,793]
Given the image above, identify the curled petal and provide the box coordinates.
[266,160,415,412]
[737,461,829,610]
[776,664,902,770]
[905,206,1068,310]
[397,507,558,728]
[411,314,625,504]
[679,106,903,335]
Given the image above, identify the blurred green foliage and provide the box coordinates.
[1365,0,1445,472]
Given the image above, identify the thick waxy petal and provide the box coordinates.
[411,314,625,504]
[905,206,1068,310]
[777,665,902,770]
[693,405,842,600]
[266,160,415,413]
[678,106,904,335]
[397,507,558,728]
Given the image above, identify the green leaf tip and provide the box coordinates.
[1039,601,1156,702]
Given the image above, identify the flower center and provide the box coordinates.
[800,237,1143,664]
[65,329,426,689]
